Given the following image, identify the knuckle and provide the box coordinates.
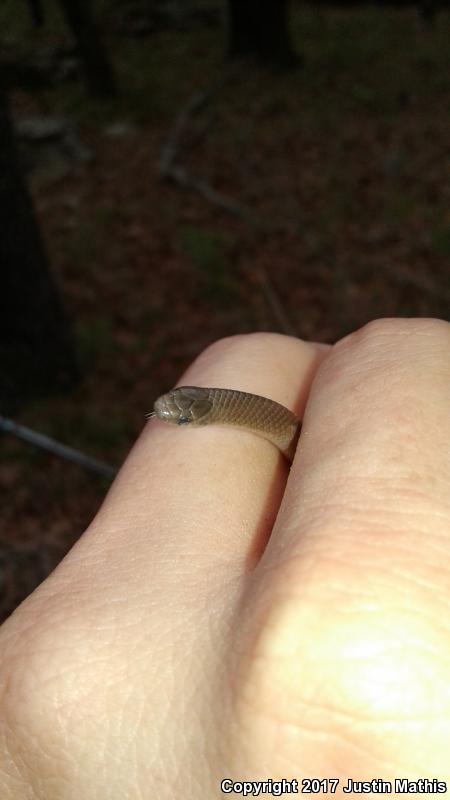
[336,317,449,355]
[196,332,291,370]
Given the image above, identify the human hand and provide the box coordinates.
[1,319,450,799]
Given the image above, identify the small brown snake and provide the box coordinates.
[148,386,301,462]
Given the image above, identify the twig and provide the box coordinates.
[0,415,117,480]
[257,267,296,335]
[164,163,258,222]
[159,68,234,175]
[159,66,260,224]
[391,265,450,301]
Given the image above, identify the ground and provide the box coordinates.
[0,0,449,620]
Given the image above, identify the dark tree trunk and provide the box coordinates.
[27,0,44,26]
[0,85,79,414]
[57,0,117,99]
[227,0,299,68]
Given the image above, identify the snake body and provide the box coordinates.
[151,386,300,461]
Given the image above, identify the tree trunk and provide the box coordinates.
[227,0,299,68]
[27,0,44,27]
[0,85,79,414]
[57,0,117,99]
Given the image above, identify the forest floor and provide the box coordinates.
[1,1,449,619]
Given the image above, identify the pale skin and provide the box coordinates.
[1,318,450,799]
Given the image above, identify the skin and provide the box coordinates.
[0,318,450,799]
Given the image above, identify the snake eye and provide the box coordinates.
[178,416,190,425]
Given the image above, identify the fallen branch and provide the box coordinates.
[0,415,117,480]
[159,68,234,175]
[164,162,258,222]
[159,66,260,225]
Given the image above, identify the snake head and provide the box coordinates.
[153,386,213,426]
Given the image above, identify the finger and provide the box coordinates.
[238,319,450,775]
[263,318,450,571]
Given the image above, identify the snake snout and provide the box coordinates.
[154,394,178,423]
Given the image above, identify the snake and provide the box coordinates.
[148,386,301,462]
